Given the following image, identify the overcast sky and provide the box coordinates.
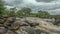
[4,0,60,15]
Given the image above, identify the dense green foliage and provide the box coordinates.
[8,8,16,16]
[35,10,51,18]
[51,15,60,19]
[16,7,31,17]
[0,0,5,16]
[0,0,60,19]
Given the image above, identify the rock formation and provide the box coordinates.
[0,16,60,34]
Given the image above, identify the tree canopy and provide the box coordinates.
[0,0,5,16]
[16,7,31,17]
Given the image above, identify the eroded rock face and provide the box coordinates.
[19,26,41,34]
[0,27,17,34]
[1,16,60,34]
[10,22,20,30]
[14,20,29,26]
[0,16,18,34]
[24,20,39,27]
[4,17,16,30]
[0,16,8,24]
[5,30,17,34]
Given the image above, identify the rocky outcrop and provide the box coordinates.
[20,17,60,34]
[0,16,41,34]
[0,16,18,34]
[0,16,60,34]
[0,27,17,34]
[19,26,40,34]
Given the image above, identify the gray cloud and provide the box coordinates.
[36,0,55,2]
[4,0,60,15]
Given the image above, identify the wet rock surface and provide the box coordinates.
[0,16,60,34]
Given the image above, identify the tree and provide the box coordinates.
[8,7,16,17]
[21,7,31,16]
[36,10,51,18]
[0,0,5,16]
[17,7,31,17]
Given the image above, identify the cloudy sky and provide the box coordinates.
[4,0,60,15]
